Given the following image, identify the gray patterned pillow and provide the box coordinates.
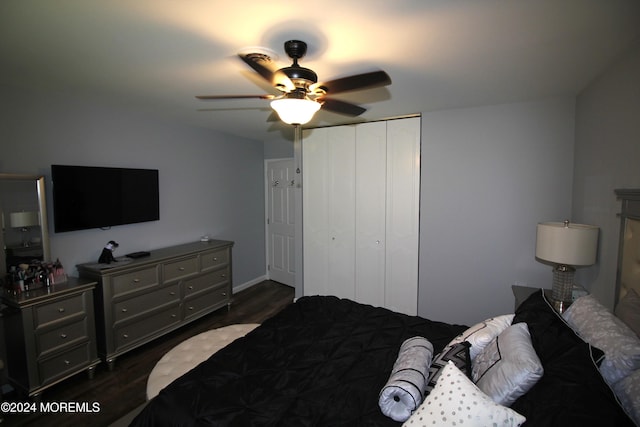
[563,294,640,385]
[613,369,640,426]
[424,341,471,396]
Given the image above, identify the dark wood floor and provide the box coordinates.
[3,280,295,427]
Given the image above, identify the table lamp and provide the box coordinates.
[535,220,599,312]
[10,211,40,247]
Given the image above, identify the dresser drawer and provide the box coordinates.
[162,256,198,283]
[38,342,92,386]
[34,294,86,328]
[201,249,229,272]
[113,283,180,323]
[37,319,89,357]
[183,270,229,298]
[114,305,181,352]
[183,286,229,321]
[112,266,159,298]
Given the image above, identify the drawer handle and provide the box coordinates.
[121,308,128,313]
[60,333,68,339]
[188,306,194,311]
[220,274,226,278]
[178,267,185,271]
[169,291,176,296]
[213,257,218,261]
[221,292,227,297]
[133,278,140,284]
[64,360,71,366]
[171,314,177,318]
[58,308,66,313]
[188,286,194,290]
[123,334,129,339]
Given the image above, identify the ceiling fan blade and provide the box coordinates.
[311,70,391,95]
[319,98,367,116]
[195,94,275,100]
[238,53,295,91]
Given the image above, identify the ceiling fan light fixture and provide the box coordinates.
[270,98,320,125]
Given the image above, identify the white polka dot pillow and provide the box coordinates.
[402,361,526,427]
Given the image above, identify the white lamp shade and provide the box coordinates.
[270,98,321,125]
[536,221,599,266]
[10,211,40,228]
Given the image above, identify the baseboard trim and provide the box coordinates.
[232,275,268,293]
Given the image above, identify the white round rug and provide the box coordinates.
[146,323,260,399]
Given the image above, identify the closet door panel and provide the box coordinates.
[385,117,421,315]
[302,126,356,300]
[302,128,331,296]
[327,126,356,300]
[355,121,387,307]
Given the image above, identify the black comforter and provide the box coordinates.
[132,293,634,426]
[131,296,466,426]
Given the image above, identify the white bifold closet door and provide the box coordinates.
[302,117,420,315]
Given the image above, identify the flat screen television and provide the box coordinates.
[51,165,159,232]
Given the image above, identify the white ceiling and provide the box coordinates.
[2,0,639,143]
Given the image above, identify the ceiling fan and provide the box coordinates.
[196,40,391,125]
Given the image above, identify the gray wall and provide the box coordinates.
[0,86,267,289]
[419,98,576,325]
[573,43,640,309]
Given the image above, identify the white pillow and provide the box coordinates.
[612,369,640,426]
[472,322,544,406]
[402,361,526,427]
[445,314,514,360]
[563,294,640,385]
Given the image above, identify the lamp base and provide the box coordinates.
[551,264,575,313]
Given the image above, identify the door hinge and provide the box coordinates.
[267,264,271,271]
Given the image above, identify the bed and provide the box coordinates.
[131,190,640,427]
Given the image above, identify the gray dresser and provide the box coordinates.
[1,277,100,398]
[77,240,233,369]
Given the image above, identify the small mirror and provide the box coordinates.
[0,174,51,285]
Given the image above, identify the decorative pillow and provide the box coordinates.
[563,294,640,385]
[510,290,635,426]
[613,369,640,426]
[424,341,471,396]
[472,322,544,406]
[615,288,640,338]
[379,336,434,422]
[444,314,514,360]
[402,361,526,427]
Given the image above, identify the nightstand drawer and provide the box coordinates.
[35,294,85,328]
[38,319,89,357]
[201,249,229,272]
[114,283,180,323]
[112,266,159,297]
[38,342,92,386]
[163,256,198,283]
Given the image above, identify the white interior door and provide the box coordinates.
[266,159,295,287]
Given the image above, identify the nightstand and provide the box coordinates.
[1,277,100,399]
